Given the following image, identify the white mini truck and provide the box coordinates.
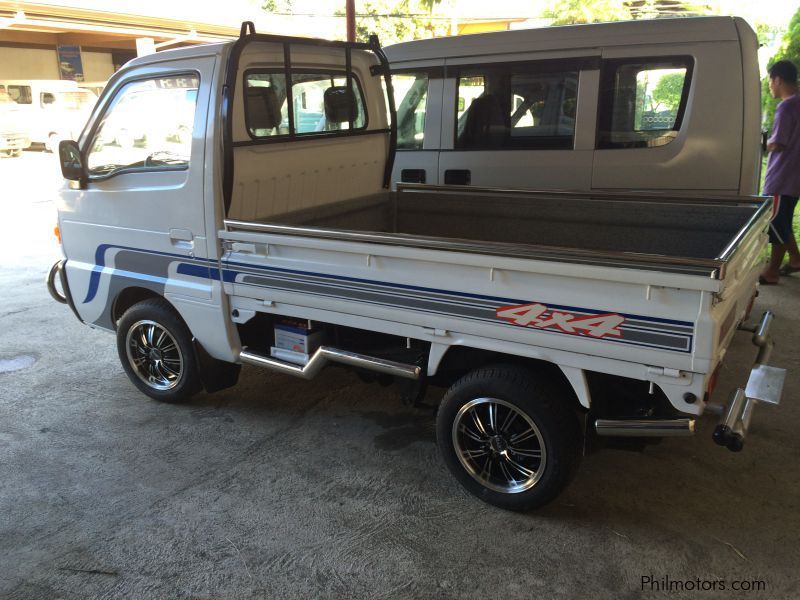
[48,24,786,510]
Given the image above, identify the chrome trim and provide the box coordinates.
[452,397,547,494]
[239,345,421,380]
[125,319,184,391]
[396,183,767,207]
[224,219,725,277]
[594,418,696,437]
[46,260,67,304]
[716,198,772,264]
[712,311,784,452]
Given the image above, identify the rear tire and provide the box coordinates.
[116,298,201,402]
[436,364,582,511]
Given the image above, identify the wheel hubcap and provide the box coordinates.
[452,397,546,494]
[125,320,183,391]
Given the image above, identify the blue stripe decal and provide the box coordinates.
[83,244,218,304]
[222,259,693,327]
[82,244,692,332]
[83,243,114,303]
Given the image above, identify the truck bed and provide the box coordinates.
[240,184,769,279]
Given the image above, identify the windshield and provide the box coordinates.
[0,91,14,105]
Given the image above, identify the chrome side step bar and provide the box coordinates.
[239,346,422,381]
[709,311,785,452]
[595,418,695,437]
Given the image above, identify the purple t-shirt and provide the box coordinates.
[764,94,800,196]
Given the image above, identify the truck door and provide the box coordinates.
[437,58,597,191]
[58,56,216,330]
[389,70,442,187]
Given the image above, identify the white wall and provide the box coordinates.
[0,47,60,79]
[81,51,115,83]
[0,47,114,82]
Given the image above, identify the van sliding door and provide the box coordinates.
[389,69,443,187]
[438,58,597,191]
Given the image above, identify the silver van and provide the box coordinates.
[385,16,761,195]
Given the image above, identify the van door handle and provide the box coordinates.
[401,169,426,184]
[444,169,471,185]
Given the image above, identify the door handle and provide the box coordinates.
[444,169,471,185]
[401,169,426,184]
[169,228,194,250]
[169,228,194,242]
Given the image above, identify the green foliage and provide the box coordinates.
[651,72,684,111]
[334,0,447,45]
[543,0,632,25]
[262,0,292,12]
[763,7,800,130]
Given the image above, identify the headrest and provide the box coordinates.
[324,86,356,124]
[246,85,281,131]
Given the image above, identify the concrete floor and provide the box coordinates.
[1,153,798,599]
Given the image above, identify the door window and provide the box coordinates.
[455,67,577,150]
[86,75,199,177]
[393,72,429,150]
[597,58,692,149]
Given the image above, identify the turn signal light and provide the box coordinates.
[54,225,61,244]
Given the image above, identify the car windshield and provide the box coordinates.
[0,91,15,105]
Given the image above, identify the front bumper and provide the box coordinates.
[47,259,83,323]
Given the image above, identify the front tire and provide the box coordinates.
[436,365,582,511]
[116,298,201,402]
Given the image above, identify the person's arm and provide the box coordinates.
[767,141,786,152]
[767,103,795,153]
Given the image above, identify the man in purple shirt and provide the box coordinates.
[761,60,800,284]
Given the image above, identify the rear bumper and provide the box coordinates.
[709,311,785,451]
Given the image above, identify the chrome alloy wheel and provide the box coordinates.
[452,397,547,494]
[125,320,184,391]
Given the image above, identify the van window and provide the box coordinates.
[244,70,366,139]
[38,90,95,111]
[86,75,199,177]
[393,72,428,150]
[597,58,692,149]
[455,67,577,150]
[7,85,32,104]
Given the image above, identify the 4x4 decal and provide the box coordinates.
[496,303,625,339]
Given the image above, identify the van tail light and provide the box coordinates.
[707,363,722,397]
[54,225,61,245]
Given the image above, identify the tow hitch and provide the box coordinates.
[708,311,785,451]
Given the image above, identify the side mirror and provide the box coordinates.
[58,140,86,187]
